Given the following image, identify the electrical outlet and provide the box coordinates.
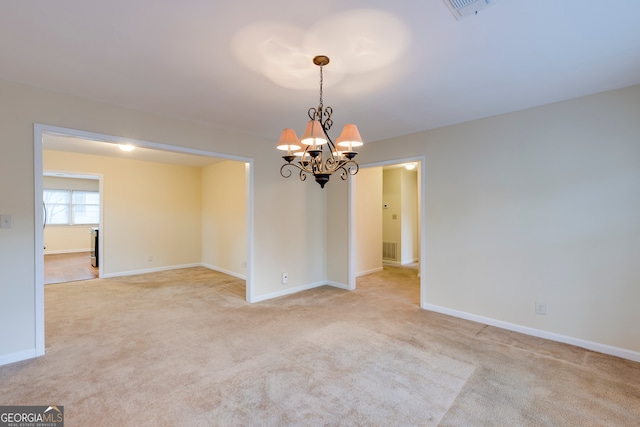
[535,301,547,315]
[281,272,288,284]
[148,255,153,262]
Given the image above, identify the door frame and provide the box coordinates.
[34,123,255,356]
[42,170,104,279]
[348,155,426,307]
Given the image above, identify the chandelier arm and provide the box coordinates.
[280,163,295,178]
[280,161,315,184]
[282,158,315,175]
[337,161,359,180]
[324,155,343,174]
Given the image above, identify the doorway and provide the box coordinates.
[43,171,102,284]
[34,124,254,357]
[349,157,425,306]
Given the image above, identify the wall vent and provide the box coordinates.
[383,242,398,261]
[442,0,498,20]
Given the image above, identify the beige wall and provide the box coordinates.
[44,226,95,254]
[400,168,418,264]
[0,78,326,364]
[44,150,203,276]
[354,167,383,276]
[201,160,247,278]
[326,176,348,287]
[359,85,640,355]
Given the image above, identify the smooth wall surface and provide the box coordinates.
[44,226,94,254]
[201,160,247,278]
[354,167,383,276]
[44,150,203,275]
[326,177,348,288]
[400,169,418,265]
[359,85,640,354]
[0,78,326,364]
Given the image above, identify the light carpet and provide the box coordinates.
[1,266,639,426]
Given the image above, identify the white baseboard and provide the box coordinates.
[356,267,384,277]
[423,304,640,363]
[0,349,37,367]
[201,263,246,280]
[101,263,201,278]
[44,248,90,255]
[383,259,418,267]
[250,281,327,303]
[326,280,351,290]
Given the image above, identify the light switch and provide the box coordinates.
[0,214,12,229]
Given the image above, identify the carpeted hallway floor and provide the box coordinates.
[1,265,639,426]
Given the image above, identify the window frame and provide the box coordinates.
[44,188,100,226]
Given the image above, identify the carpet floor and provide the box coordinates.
[1,266,639,426]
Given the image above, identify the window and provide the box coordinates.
[44,189,100,225]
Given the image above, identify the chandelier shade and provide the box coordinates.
[277,55,362,188]
[336,124,363,150]
[301,120,328,146]
[276,128,301,155]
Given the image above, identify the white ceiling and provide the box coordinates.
[3,0,640,150]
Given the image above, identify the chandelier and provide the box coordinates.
[277,55,363,188]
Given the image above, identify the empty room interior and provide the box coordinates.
[1,1,639,425]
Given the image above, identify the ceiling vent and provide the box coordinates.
[443,0,498,20]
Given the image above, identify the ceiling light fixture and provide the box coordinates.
[118,144,135,152]
[277,55,363,188]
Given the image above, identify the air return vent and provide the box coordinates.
[443,0,498,20]
[383,242,398,261]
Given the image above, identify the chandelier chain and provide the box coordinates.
[319,64,324,111]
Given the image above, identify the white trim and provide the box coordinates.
[356,267,384,277]
[424,304,640,363]
[100,263,246,282]
[245,161,255,303]
[201,263,246,280]
[251,281,327,303]
[326,280,349,290]
[0,349,38,367]
[347,176,356,290]
[44,249,91,255]
[34,124,45,357]
[100,263,202,279]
